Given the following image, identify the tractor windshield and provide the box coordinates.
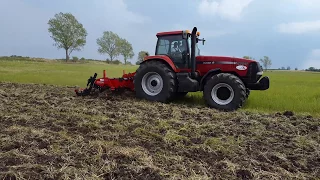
[188,37,200,56]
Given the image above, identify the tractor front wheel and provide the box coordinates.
[246,88,250,98]
[134,60,177,103]
[203,73,246,111]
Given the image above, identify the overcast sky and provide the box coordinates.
[1,0,320,69]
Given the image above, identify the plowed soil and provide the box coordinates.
[0,82,319,180]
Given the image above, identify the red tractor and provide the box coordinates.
[75,27,269,111]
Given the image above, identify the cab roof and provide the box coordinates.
[156,30,185,36]
[156,30,200,37]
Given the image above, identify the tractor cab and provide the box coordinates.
[155,30,203,69]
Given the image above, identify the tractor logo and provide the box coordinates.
[236,65,247,71]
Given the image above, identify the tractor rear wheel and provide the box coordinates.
[203,73,246,111]
[134,60,177,103]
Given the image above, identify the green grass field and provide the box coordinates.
[1,59,319,116]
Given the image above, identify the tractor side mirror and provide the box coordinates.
[197,38,206,45]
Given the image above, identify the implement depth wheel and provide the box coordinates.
[134,60,177,103]
[203,73,246,111]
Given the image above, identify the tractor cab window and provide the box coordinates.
[156,34,189,68]
[156,38,170,55]
[196,45,200,56]
[187,37,200,56]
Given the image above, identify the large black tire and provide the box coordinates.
[246,88,250,98]
[133,60,177,103]
[203,73,246,111]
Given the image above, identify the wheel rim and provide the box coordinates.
[141,72,163,96]
[211,83,234,105]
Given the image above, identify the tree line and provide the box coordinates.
[305,67,320,72]
[47,12,149,64]
[278,66,297,70]
[243,56,303,71]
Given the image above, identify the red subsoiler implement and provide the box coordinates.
[75,70,136,96]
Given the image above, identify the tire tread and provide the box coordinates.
[203,73,246,111]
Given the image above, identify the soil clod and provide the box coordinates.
[283,110,294,117]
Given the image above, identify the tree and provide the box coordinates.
[119,38,134,64]
[308,67,316,71]
[287,66,291,70]
[243,56,255,60]
[48,12,87,61]
[259,56,272,71]
[295,67,298,70]
[96,31,122,62]
[136,51,149,65]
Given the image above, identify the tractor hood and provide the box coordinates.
[196,55,256,64]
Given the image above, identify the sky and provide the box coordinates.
[1,0,320,69]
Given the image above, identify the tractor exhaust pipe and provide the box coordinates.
[190,27,197,79]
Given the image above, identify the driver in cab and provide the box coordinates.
[172,42,181,52]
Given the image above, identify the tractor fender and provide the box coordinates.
[141,55,178,72]
[200,68,221,90]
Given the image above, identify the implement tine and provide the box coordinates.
[87,76,92,87]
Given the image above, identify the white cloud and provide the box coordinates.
[287,0,320,9]
[275,0,320,34]
[93,0,150,24]
[303,49,320,69]
[198,0,254,21]
[277,20,320,34]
